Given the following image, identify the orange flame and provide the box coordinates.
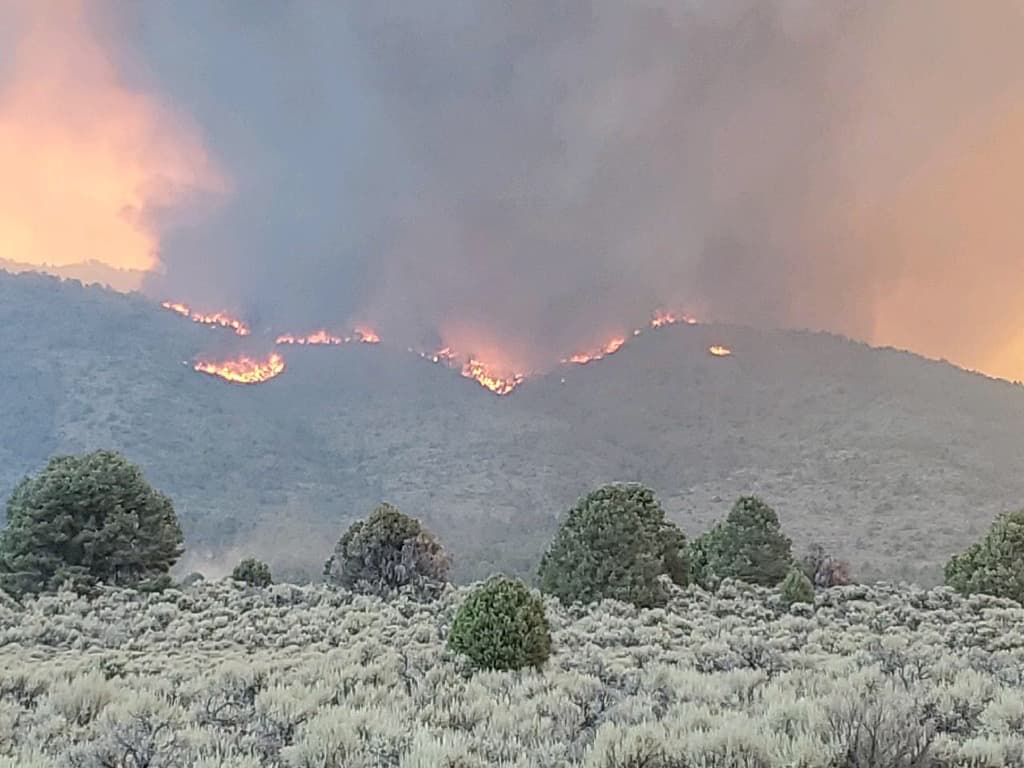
[420,346,457,364]
[651,310,699,328]
[0,2,224,288]
[708,345,732,357]
[354,328,380,344]
[161,301,191,318]
[461,358,526,396]
[562,336,627,366]
[194,353,285,384]
[276,330,343,346]
[161,301,250,336]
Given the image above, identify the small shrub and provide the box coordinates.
[800,543,852,587]
[537,483,688,608]
[448,576,552,671]
[232,558,272,588]
[780,566,815,606]
[323,503,449,600]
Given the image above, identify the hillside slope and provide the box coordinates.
[2,269,1022,583]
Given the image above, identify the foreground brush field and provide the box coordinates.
[2,579,1024,767]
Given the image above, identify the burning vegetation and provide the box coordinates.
[276,330,343,345]
[460,358,526,396]
[563,336,626,366]
[651,310,698,329]
[276,327,380,346]
[416,346,525,395]
[193,353,286,385]
[164,298,712,393]
[161,301,250,336]
[354,327,380,344]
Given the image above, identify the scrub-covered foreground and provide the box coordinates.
[3,579,1024,767]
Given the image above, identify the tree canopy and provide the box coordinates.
[448,576,551,671]
[945,510,1024,603]
[0,450,183,595]
[537,483,689,608]
[690,496,793,589]
[323,502,449,599]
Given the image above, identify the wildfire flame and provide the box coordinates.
[161,301,250,336]
[171,300,704,392]
[457,358,525,396]
[651,310,699,328]
[276,330,343,346]
[193,353,285,384]
[354,327,380,344]
[420,346,457,364]
[276,326,380,346]
[562,336,626,366]
[708,345,732,357]
[414,344,525,394]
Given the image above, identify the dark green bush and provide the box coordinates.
[945,510,1024,603]
[232,558,272,587]
[690,496,793,589]
[537,483,688,608]
[0,450,183,595]
[323,503,449,599]
[780,565,815,606]
[448,576,551,671]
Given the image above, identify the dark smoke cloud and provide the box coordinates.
[95,1,1024,375]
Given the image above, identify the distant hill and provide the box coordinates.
[2,269,1022,584]
[0,258,146,292]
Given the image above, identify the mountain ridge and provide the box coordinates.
[2,268,1021,584]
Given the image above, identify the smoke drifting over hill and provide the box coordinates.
[4,2,1024,379]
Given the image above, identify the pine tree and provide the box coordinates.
[0,451,183,595]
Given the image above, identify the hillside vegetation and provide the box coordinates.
[4,270,1024,584]
[3,579,1024,766]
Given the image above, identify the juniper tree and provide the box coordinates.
[232,558,272,587]
[945,509,1024,603]
[448,576,552,671]
[691,496,793,589]
[536,483,689,608]
[0,450,183,595]
[780,565,815,606]
[323,503,449,600]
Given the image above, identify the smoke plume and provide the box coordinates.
[0,0,224,289]
[5,1,1024,379]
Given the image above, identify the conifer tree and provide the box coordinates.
[691,496,793,589]
[0,450,183,595]
[323,503,449,600]
[945,510,1024,603]
[537,483,689,608]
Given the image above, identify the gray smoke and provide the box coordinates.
[94,1,1024,374]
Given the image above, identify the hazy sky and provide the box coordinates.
[4,1,1024,379]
